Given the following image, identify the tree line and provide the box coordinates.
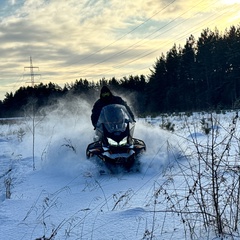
[0,25,240,118]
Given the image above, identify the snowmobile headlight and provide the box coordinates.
[107,138,118,146]
[119,137,128,146]
[107,137,128,146]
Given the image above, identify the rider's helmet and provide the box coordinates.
[100,86,112,101]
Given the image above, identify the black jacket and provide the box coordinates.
[91,95,135,127]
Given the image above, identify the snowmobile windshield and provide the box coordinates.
[97,104,133,133]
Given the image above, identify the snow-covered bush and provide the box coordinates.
[153,112,240,239]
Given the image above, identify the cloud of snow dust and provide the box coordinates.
[109,88,138,117]
[135,120,183,175]
[17,93,183,178]
[28,96,99,177]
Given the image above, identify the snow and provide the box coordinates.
[0,101,239,240]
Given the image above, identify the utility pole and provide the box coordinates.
[24,56,41,87]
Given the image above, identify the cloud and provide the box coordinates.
[0,0,239,100]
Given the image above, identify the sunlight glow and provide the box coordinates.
[221,0,240,5]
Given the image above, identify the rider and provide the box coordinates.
[91,86,135,129]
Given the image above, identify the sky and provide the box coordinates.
[0,0,239,101]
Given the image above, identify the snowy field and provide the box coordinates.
[0,99,240,240]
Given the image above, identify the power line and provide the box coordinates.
[113,5,227,70]
[81,0,229,80]
[86,10,231,81]
[79,0,205,71]
[74,0,214,78]
[63,0,177,68]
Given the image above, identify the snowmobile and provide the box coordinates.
[86,104,146,172]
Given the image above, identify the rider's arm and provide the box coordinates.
[91,101,102,128]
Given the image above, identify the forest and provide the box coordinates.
[0,24,240,118]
